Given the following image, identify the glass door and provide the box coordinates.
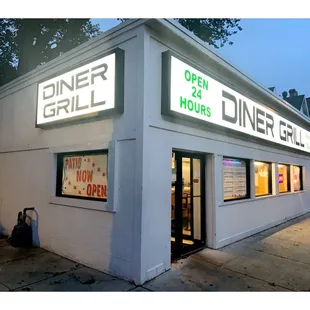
[171,151,206,259]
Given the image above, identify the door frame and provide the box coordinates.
[172,150,206,259]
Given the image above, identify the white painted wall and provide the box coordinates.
[0,22,147,284]
[138,26,310,284]
[1,19,310,287]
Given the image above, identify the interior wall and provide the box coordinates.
[192,158,201,240]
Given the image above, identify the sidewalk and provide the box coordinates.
[1,212,310,291]
[144,212,310,291]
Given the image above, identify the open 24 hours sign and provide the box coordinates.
[161,51,310,154]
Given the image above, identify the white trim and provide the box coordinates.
[220,190,307,207]
[51,153,57,197]
[148,19,310,126]
[1,18,310,126]
[290,165,295,193]
[106,140,120,212]
[206,153,217,248]
[49,196,112,213]
[250,160,255,199]
[273,162,279,196]
[279,190,306,196]
[48,140,117,212]
[48,141,110,154]
[145,263,165,283]
[216,210,310,249]
[149,125,310,161]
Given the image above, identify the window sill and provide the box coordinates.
[279,190,306,196]
[49,196,115,213]
[255,193,272,198]
[219,190,306,207]
[220,195,274,207]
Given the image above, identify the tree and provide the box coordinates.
[0,19,100,86]
[0,19,17,85]
[177,19,242,48]
[0,18,242,87]
[119,18,242,49]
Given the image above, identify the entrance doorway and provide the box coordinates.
[171,151,206,259]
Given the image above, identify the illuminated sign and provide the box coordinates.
[62,154,108,200]
[278,173,284,184]
[162,51,310,153]
[223,157,248,200]
[36,49,124,127]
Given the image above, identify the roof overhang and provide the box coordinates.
[145,18,310,128]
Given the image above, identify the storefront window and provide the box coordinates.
[278,164,290,193]
[223,157,249,201]
[293,165,303,192]
[56,150,108,201]
[255,161,272,196]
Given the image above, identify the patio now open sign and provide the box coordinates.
[62,154,108,199]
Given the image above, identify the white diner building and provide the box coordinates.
[0,19,309,285]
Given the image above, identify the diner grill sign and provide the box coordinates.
[36,49,124,126]
[162,51,310,153]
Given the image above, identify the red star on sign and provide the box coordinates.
[78,190,81,195]
[97,167,101,172]
[73,186,77,190]
[102,173,106,177]
[87,158,91,163]
[92,162,96,167]
[68,181,71,185]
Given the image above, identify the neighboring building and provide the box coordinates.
[307,97,310,116]
[283,89,310,118]
[0,19,310,285]
[268,86,276,94]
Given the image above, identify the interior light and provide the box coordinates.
[254,162,264,166]
[223,158,243,166]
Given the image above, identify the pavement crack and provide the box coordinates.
[194,253,295,292]
[72,273,96,285]
[220,264,295,292]
[11,265,83,291]
[0,249,47,265]
[243,244,310,267]
[12,273,66,291]
[127,285,153,292]
[0,281,11,291]
[141,286,152,291]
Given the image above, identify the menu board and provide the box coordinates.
[223,158,247,200]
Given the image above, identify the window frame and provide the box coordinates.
[293,165,303,192]
[56,149,109,202]
[278,163,291,194]
[254,160,273,197]
[223,156,251,202]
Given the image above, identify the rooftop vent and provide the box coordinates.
[282,91,288,99]
[289,88,298,97]
[268,86,276,93]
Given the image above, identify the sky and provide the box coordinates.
[92,18,310,98]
